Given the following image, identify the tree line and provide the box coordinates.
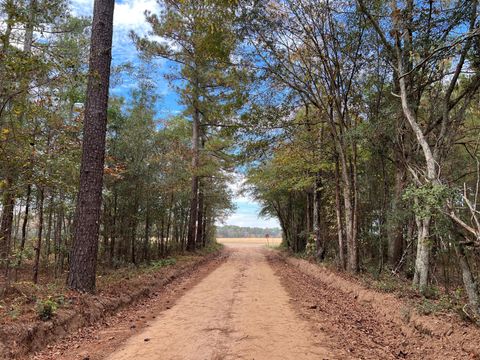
[216,225,282,238]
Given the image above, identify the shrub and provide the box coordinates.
[36,298,58,321]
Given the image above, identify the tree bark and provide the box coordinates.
[143,206,150,262]
[195,181,204,248]
[109,189,117,266]
[313,172,325,260]
[186,106,200,251]
[306,190,313,234]
[33,187,44,284]
[388,160,406,266]
[0,178,15,276]
[54,202,64,278]
[334,156,346,269]
[45,193,54,265]
[17,184,31,272]
[67,0,115,293]
[455,240,480,319]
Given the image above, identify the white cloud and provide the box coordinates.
[114,0,159,33]
[71,0,159,32]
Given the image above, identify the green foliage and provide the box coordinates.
[403,183,451,219]
[305,234,316,258]
[149,258,177,269]
[374,278,398,293]
[36,296,61,321]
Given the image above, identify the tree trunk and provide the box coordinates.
[196,182,204,249]
[33,187,44,284]
[13,202,21,247]
[45,193,54,265]
[306,190,313,234]
[67,0,115,293]
[186,106,200,251]
[131,214,137,265]
[202,209,208,247]
[23,0,36,53]
[159,218,165,258]
[54,202,64,278]
[393,11,437,292]
[455,241,480,319]
[412,208,431,291]
[17,184,31,272]
[314,172,325,260]
[341,160,357,272]
[388,160,406,266]
[0,178,15,276]
[109,190,117,266]
[143,206,150,262]
[165,203,172,255]
[334,156,346,269]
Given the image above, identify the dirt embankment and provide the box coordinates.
[270,253,480,359]
[0,250,225,360]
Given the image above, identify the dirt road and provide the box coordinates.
[106,245,330,360]
[33,243,480,360]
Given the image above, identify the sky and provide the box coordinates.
[70,0,280,229]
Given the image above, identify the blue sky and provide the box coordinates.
[71,0,280,228]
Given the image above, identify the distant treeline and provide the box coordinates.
[216,225,282,238]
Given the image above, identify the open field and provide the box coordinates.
[217,237,282,246]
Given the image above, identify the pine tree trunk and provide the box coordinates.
[196,183,204,248]
[33,187,44,284]
[202,209,208,247]
[0,178,15,277]
[159,219,165,258]
[54,206,64,278]
[45,193,54,266]
[165,203,172,255]
[17,184,31,272]
[187,106,200,251]
[109,190,117,266]
[13,202,21,247]
[143,207,150,262]
[131,215,137,265]
[67,0,114,293]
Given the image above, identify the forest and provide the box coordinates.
[1,0,480,350]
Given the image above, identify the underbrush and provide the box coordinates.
[357,267,471,320]
[282,248,475,323]
[0,244,222,324]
